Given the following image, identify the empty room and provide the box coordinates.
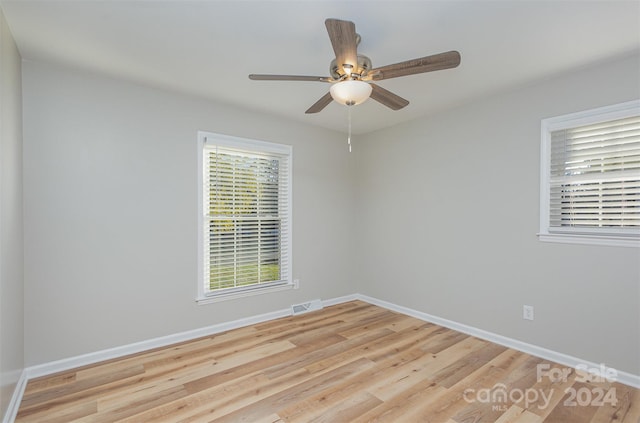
[1,1,639,422]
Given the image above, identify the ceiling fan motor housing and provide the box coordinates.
[330,54,372,80]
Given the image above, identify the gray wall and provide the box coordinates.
[0,7,24,419]
[354,53,640,375]
[22,61,356,366]
[19,51,640,379]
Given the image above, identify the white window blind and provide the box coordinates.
[549,115,640,230]
[540,100,640,247]
[198,133,292,301]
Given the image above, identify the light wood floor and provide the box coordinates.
[16,301,640,422]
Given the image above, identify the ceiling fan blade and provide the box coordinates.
[249,74,332,82]
[369,83,409,110]
[325,18,358,75]
[366,51,461,81]
[305,92,334,114]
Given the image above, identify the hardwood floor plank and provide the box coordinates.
[131,338,385,421]
[351,377,448,422]
[514,411,545,423]
[429,342,508,388]
[495,405,523,422]
[253,302,371,334]
[369,337,488,402]
[264,328,394,379]
[17,364,146,416]
[295,340,439,415]
[179,334,343,396]
[252,413,285,423]
[588,382,640,423]
[119,332,359,421]
[15,400,97,423]
[494,405,543,423]
[521,360,578,420]
[623,386,640,422]
[158,368,314,422]
[302,391,382,423]
[543,381,601,422]
[333,310,406,338]
[86,339,296,418]
[15,301,640,423]
[408,350,530,421]
[450,354,544,422]
[22,372,76,396]
[209,357,377,423]
[117,373,281,422]
[363,323,441,363]
[91,385,188,423]
[305,323,435,375]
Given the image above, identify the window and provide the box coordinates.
[197,132,292,303]
[539,100,640,247]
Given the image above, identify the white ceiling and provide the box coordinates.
[1,0,639,134]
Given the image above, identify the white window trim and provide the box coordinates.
[196,131,293,304]
[538,100,640,248]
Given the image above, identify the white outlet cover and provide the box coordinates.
[523,305,534,321]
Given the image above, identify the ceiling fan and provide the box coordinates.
[249,18,461,114]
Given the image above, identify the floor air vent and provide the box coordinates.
[291,299,323,315]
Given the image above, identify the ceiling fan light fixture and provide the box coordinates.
[329,80,372,106]
[249,19,460,114]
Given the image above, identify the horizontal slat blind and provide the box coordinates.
[204,144,290,293]
[549,115,640,232]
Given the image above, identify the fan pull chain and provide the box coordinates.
[347,106,352,153]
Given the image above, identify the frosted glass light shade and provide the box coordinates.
[329,80,372,106]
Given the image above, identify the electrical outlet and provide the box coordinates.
[523,305,534,321]
[293,279,300,289]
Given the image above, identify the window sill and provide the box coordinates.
[196,282,295,305]
[538,233,640,248]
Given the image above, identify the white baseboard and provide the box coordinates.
[5,292,638,423]
[2,369,27,423]
[322,293,359,307]
[22,294,357,381]
[25,307,295,380]
[25,295,359,380]
[354,293,640,389]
